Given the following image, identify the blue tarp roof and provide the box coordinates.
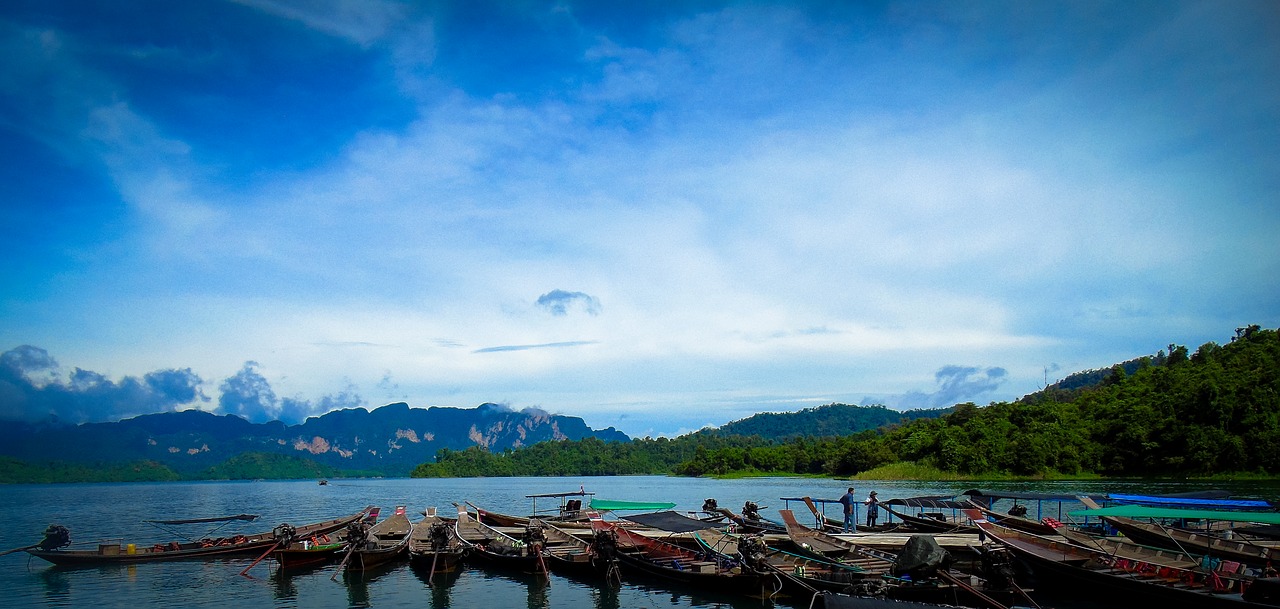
[1107,493,1276,511]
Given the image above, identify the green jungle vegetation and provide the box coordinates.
[413,325,1280,479]
[0,452,369,483]
[200,452,351,480]
[4,326,1275,482]
[0,456,182,483]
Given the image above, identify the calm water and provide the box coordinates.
[3,476,1278,608]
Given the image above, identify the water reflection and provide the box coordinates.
[37,567,71,604]
[589,581,620,609]
[340,561,401,607]
[268,568,298,601]
[409,561,462,608]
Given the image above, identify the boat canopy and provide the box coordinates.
[1068,505,1280,525]
[525,490,595,498]
[779,496,842,504]
[1106,493,1275,511]
[588,499,677,511]
[963,490,1104,502]
[883,496,969,509]
[623,511,716,533]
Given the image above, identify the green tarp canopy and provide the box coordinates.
[1068,504,1280,525]
[589,499,677,511]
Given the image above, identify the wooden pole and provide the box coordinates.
[0,544,38,557]
[537,551,551,584]
[937,570,1011,609]
[239,539,283,577]
[331,542,359,581]
[427,551,439,587]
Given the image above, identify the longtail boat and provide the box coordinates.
[881,496,976,533]
[1072,497,1280,568]
[26,506,374,567]
[778,509,1029,608]
[454,503,551,576]
[695,527,888,593]
[271,532,346,570]
[968,509,1277,609]
[535,517,601,576]
[961,490,1107,536]
[1043,518,1203,570]
[407,509,466,582]
[588,514,772,594]
[460,490,596,528]
[340,505,412,572]
[702,499,787,534]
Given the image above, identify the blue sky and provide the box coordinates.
[2,0,1277,437]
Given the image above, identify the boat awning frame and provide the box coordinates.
[1068,505,1280,525]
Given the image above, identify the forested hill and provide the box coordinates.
[700,403,952,440]
[415,324,1280,478]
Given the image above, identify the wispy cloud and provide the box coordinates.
[474,341,599,354]
[535,290,602,316]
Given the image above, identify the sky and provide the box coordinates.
[1,0,1277,438]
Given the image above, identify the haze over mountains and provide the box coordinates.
[0,345,1194,480]
[0,402,627,477]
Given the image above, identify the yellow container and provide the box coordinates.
[126,543,136,555]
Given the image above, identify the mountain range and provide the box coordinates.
[0,402,627,477]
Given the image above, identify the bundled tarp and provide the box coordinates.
[1068,505,1280,525]
[891,535,951,579]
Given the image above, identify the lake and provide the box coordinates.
[3,476,1278,608]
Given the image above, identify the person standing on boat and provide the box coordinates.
[838,487,858,533]
[864,491,880,528]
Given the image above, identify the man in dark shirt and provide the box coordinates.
[838,486,857,533]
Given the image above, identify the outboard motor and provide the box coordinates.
[742,501,761,521]
[344,521,371,549]
[1008,503,1028,517]
[522,525,547,556]
[272,523,297,544]
[590,529,618,562]
[38,524,71,551]
[702,498,718,512]
[736,533,769,572]
[978,545,1017,590]
[429,522,450,550]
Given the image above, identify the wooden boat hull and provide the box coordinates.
[453,504,550,576]
[408,548,465,573]
[537,518,601,577]
[345,507,412,572]
[26,507,373,567]
[966,501,1058,536]
[591,517,769,594]
[408,512,467,575]
[969,510,1267,609]
[273,541,345,570]
[347,544,407,571]
[1102,516,1280,567]
[883,506,976,534]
